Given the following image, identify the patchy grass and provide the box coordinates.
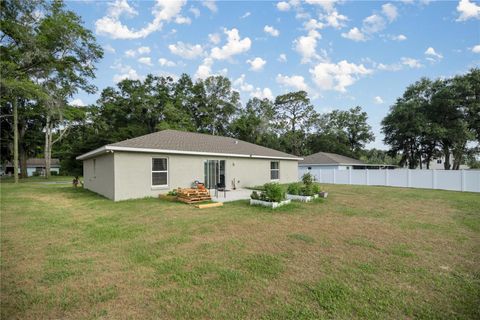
[1,178,479,319]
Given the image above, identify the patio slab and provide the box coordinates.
[210,188,254,202]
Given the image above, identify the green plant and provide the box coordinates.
[167,189,178,196]
[301,184,314,196]
[312,183,320,194]
[287,183,301,195]
[263,183,286,202]
[301,172,314,186]
[50,171,59,176]
[32,171,40,177]
[250,191,259,200]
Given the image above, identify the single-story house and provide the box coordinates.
[4,158,60,176]
[76,130,301,201]
[299,152,396,171]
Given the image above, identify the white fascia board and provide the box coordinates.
[76,145,301,161]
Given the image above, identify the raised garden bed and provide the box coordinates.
[250,199,291,208]
[286,193,319,202]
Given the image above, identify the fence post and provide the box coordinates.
[432,170,436,189]
[461,169,465,192]
[349,167,352,185]
[407,169,411,188]
[385,169,389,186]
[333,169,336,184]
[366,169,369,185]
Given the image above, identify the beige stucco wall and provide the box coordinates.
[83,153,115,200]
[112,151,299,201]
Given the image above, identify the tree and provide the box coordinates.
[274,91,316,156]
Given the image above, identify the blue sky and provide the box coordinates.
[67,0,480,149]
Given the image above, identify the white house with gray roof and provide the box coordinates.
[299,151,396,171]
[77,130,301,201]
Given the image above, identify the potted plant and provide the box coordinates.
[250,183,291,208]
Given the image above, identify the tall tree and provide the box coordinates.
[274,91,316,156]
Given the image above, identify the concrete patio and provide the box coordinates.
[210,188,254,203]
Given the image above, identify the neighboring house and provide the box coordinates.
[76,129,301,201]
[299,152,396,171]
[4,158,61,176]
[426,156,469,170]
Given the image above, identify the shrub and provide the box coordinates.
[302,172,314,186]
[167,189,177,196]
[301,184,314,196]
[287,183,301,195]
[50,171,58,176]
[32,171,40,177]
[312,183,320,194]
[263,183,286,202]
[250,191,259,200]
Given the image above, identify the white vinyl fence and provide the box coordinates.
[299,168,480,193]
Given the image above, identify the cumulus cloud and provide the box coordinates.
[276,74,309,91]
[377,57,423,71]
[401,57,423,68]
[252,87,274,100]
[322,11,348,29]
[70,98,86,107]
[138,56,153,66]
[424,47,443,61]
[158,58,176,67]
[341,27,366,42]
[456,0,480,21]
[234,74,273,100]
[208,33,221,44]
[95,0,188,39]
[168,42,204,59]
[362,14,386,34]
[189,6,200,18]
[374,96,384,104]
[304,18,324,31]
[278,53,287,62]
[276,1,291,11]
[125,46,150,57]
[112,63,142,82]
[195,57,213,79]
[310,60,372,92]
[382,3,398,22]
[472,44,480,53]
[306,0,338,13]
[391,34,407,41]
[103,44,116,54]
[202,0,217,13]
[264,25,280,37]
[247,57,267,71]
[294,30,321,63]
[210,28,251,60]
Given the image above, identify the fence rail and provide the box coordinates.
[298,168,480,193]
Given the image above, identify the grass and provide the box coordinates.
[1,177,479,319]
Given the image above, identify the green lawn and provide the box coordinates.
[1,178,479,319]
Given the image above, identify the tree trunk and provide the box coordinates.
[13,99,19,184]
[19,123,27,179]
[44,114,51,179]
[443,147,451,170]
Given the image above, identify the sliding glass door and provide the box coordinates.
[204,160,226,189]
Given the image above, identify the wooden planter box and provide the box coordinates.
[286,194,319,202]
[250,199,291,208]
[319,192,328,198]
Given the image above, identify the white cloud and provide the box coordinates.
[189,6,200,18]
[374,96,384,104]
[382,3,398,22]
[210,28,251,60]
[456,0,480,21]
[278,53,287,62]
[472,44,480,53]
[264,25,280,37]
[304,18,324,31]
[310,60,372,92]
[112,63,142,82]
[247,57,267,71]
[138,56,153,66]
[424,47,443,61]
[240,12,251,19]
[341,27,366,42]
[168,42,204,59]
[362,14,386,34]
[158,58,176,67]
[277,1,291,11]
[276,74,309,91]
[175,15,191,24]
[234,74,273,100]
[322,11,348,29]
[208,33,221,44]
[306,0,338,13]
[202,0,217,13]
[294,30,321,63]
[103,44,116,54]
[195,57,213,79]
[234,74,254,92]
[70,98,86,107]
[252,87,274,100]
[391,34,407,41]
[401,57,423,68]
[95,0,188,39]
[125,46,151,57]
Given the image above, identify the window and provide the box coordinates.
[270,161,280,180]
[437,159,442,164]
[152,158,168,186]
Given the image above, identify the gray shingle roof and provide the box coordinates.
[99,130,300,160]
[5,158,60,167]
[299,152,364,165]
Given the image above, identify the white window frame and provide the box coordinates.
[151,157,169,188]
[270,161,280,181]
